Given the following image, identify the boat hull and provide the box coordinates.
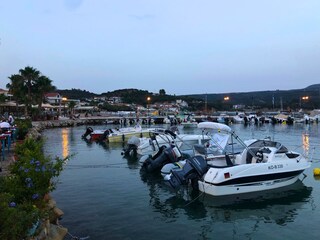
[198,161,310,197]
[108,131,151,143]
[197,148,311,196]
[199,174,303,196]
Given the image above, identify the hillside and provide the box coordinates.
[57,84,320,110]
[186,84,320,110]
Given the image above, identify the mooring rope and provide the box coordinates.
[57,222,90,240]
[66,162,130,169]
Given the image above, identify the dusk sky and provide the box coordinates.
[1,1,320,95]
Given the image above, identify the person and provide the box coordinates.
[0,119,11,133]
[8,113,14,126]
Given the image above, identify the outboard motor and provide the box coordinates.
[82,127,93,139]
[141,145,181,172]
[166,155,208,190]
[122,136,140,156]
[99,129,110,141]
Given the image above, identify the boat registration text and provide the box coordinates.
[268,164,284,170]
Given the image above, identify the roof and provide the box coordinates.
[45,92,61,98]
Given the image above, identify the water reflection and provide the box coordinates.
[82,138,111,151]
[302,133,310,154]
[201,180,312,225]
[61,128,69,158]
[143,175,312,226]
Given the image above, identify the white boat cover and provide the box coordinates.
[198,122,232,133]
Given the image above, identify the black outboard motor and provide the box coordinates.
[167,155,208,190]
[82,127,93,139]
[99,129,110,141]
[142,145,181,172]
[122,136,140,157]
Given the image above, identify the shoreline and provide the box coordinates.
[0,120,70,240]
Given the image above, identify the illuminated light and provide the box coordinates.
[224,96,230,101]
[302,133,309,153]
[302,96,309,100]
[61,128,69,159]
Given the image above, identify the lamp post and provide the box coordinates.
[147,96,151,117]
[223,96,230,111]
[62,97,67,117]
[300,96,309,108]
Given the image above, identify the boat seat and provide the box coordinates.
[194,144,207,155]
[246,149,259,164]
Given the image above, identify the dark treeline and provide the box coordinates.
[58,84,320,111]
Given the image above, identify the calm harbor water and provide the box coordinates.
[43,123,320,240]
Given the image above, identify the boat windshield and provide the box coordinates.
[247,140,288,153]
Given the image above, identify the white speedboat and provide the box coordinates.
[140,123,231,176]
[82,124,155,143]
[136,128,210,156]
[166,122,311,196]
[180,120,198,128]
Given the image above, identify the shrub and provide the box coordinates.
[15,119,32,140]
[0,138,67,239]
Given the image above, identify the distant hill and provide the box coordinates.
[304,84,320,91]
[185,84,320,110]
[57,84,320,110]
[57,88,97,100]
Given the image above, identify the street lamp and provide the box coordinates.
[62,97,67,117]
[147,96,151,116]
[300,96,309,108]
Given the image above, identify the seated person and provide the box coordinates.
[0,119,11,133]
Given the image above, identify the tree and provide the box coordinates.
[7,66,55,117]
[7,74,28,113]
[34,76,56,111]
[68,101,76,116]
[0,94,6,103]
[159,89,166,96]
[19,66,40,113]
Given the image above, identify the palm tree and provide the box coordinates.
[7,66,55,117]
[7,74,28,114]
[68,101,76,117]
[34,76,56,111]
[19,66,40,114]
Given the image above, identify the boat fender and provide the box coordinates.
[313,168,320,176]
[172,146,181,158]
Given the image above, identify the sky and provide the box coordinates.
[1,1,320,95]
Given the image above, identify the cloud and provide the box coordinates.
[64,0,83,11]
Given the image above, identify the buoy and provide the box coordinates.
[313,168,320,176]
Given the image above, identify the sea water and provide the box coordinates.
[44,123,320,240]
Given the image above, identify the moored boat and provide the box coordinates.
[165,122,311,196]
[82,124,156,143]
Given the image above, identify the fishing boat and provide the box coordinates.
[166,122,311,196]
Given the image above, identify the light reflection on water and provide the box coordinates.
[61,128,69,159]
[44,124,320,240]
[302,133,310,154]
